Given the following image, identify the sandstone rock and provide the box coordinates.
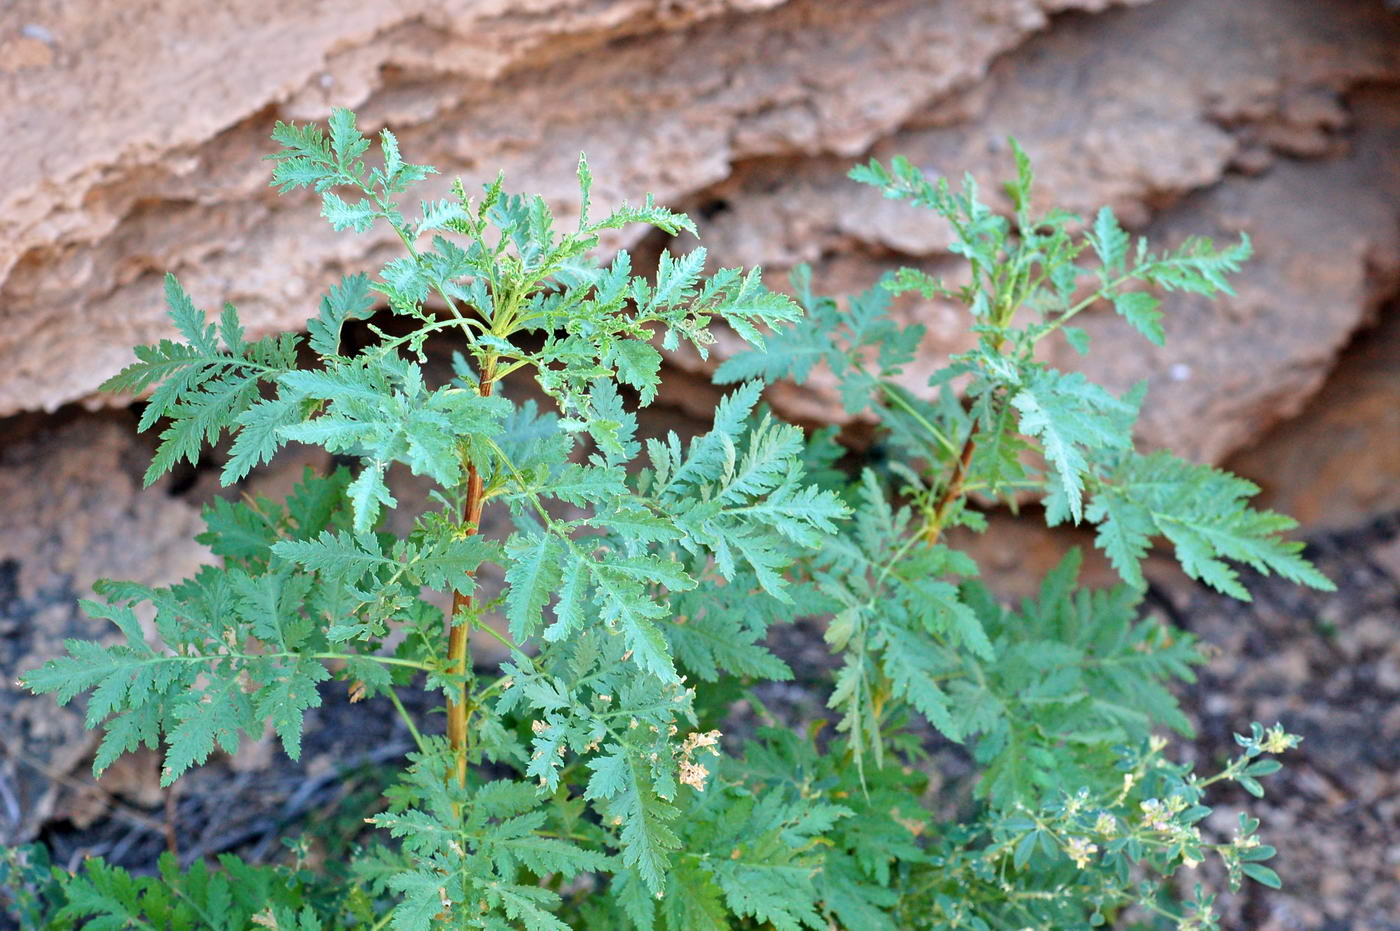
[0,414,208,845]
[1072,89,1400,463]
[0,0,1140,418]
[673,0,1400,463]
[1227,296,1400,531]
[688,0,1399,267]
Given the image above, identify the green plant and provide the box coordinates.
[8,115,1329,929]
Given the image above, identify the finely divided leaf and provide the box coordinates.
[587,748,680,895]
[1012,369,1137,523]
[1088,206,1129,274]
[505,533,564,641]
[308,273,376,357]
[1110,290,1164,346]
[1090,451,1333,598]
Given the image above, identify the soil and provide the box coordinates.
[5,508,1398,930]
[1170,514,1400,930]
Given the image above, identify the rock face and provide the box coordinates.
[1,0,1141,416]
[677,0,1400,463]
[3,0,1398,468]
[1229,299,1400,532]
[3,0,1399,456]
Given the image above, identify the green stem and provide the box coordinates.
[384,209,475,333]
[481,436,563,532]
[1033,271,1134,343]
[879,382,960,459]
[311,652,437,672]
[385,687,427,756]
[371,317,481,360]
[54,650,437,674]
[959,479,1043,494]
[472,617,523,655]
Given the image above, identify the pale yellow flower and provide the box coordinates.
[1066,836,1098,869]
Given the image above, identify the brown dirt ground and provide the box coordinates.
[4,508,1398,930]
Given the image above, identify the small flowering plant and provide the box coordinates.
[5,115,1326,928]
[973,726,1301,928]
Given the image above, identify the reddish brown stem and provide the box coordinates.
[925,336,1006,546]
[445,376,493,788]
[925,432,977,546]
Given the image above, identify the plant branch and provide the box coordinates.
[924,428,977,546]
[385,687,428,757]
[445,366,495,788]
